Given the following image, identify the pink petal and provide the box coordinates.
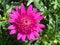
[14,6,20,15]
[8,14,18,19]
[11,10,20,16]
[7,25,15,30]
[7,19,15,23]
[37,24,45,28]
[27,33,35,41]
[37,29,43,32]
[36,12,42,15]
[21,34,26,41]
[27,35,30,40]
[9,30,16,35]
[35,12,42,19]
[17,33,22,40]
[32,13,39,20]
[33,8,37,13]
[39,16,44,20]
[34,27,43,32]
[11,10,16,14]
[20,3,25,14]
[27,5,32,15]
[14,6,19,11]
[33,31,40,38]
[30,33,35,40]
[32,12,44,21]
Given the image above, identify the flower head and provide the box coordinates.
[7,3,45,41]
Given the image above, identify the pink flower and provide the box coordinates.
[7,3,45,41]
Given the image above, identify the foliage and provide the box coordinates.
[0,0,60,45]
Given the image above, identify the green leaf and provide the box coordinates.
[33,0,40,9]
[27,0,33,6]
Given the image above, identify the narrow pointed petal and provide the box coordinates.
[14,6,19,11]
[34,27,43,32]
[14,6,21,15]
[11,10,16,14]
[36,12,42,15]
[7,19,15,23]
[8,14,18,19]
[33,8,37,13]
[21,3,25,14]
[33,31,40,38]
[8,25,15,30]
[30,33,35,40]
[27,33,35,41]
[27,35,30,40]
[37,29,43,32]
[35,12,42,19]
[27,5,32,15]
[32,13,41,21]
[9,30,16,35]
[12,10,20,16]
[17,33,22,40]
[8,13,12,16]
[39,16,44,20]
[37,24,45,28]
[21,34,26,41]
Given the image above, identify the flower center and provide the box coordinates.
[22,18,31,26]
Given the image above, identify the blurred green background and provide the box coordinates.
[0,0,60,45]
